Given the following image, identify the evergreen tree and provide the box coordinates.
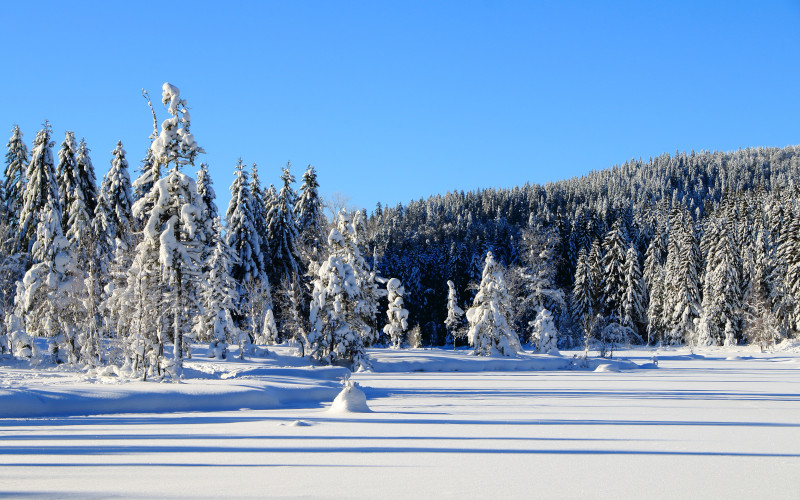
[307,222,369,370]
[250,164,271,278]
[444,279,465,348]
[383,277,408,348]
[663,212,701,345]
[698,219,742,345]
[466,251,520,356]
[295,164,326,259]
[601,220,627,321]
[4,125,29,247]
[57,132,94,267]
[198,218,241,359]
[571,248,593,328]
[225,159,268,335]
[621,244,645,335]
[124,83,206,380]
[266,163,303,288]
[19,123,58,257]
[75,138,98,217]
[13,123,85,363]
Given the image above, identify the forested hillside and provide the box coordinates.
[369,146,800,347]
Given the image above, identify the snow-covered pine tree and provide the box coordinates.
[383,277,408,348]
[195,162,218,266]
[57,133,95,270]
[466,251,520,356]
[698,218,742,345]
[587,239,603,315]
[663,210,701,345]
[510,221,565,339]
[601,220,627,321]
[18,122,58,254]
[295,164,326,261]
[55,131,80,234]
[531,307,559,354]
[198,218,241,359]
[251,165,271,278]
[307,222,369,370]
[127,82,206,380]
[75,138,98,217]
[571,247,593,329]
[445,279,465,349]
[266,163,303,289]
[225,159,269,336]
[131,147,160,230]
[4,125,29,249]
[350,210,382,346]
[13,122,86,364]
[621,244,645,335]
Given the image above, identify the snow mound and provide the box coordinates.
[594,363,619,372]
[329,379,371,413]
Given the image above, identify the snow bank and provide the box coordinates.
[367,348,643,373]
[0,350,347,418]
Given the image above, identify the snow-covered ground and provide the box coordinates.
[2,343,800,498]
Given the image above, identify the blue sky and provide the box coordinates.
[2,1,799,213]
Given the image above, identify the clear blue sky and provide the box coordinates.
[2,1,799,213]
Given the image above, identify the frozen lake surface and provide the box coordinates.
[2,344,799,498]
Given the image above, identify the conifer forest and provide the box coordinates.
[1,83,796,376]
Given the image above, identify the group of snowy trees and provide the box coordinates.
[2,83,797,374]
[367,148,800,351]
[0,83,414,377]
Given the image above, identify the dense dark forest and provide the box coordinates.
[369,146,800,348]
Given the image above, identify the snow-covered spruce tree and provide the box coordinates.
[621,244,645,335]
[57,133,96,270]
[698,219,742,345]
[266,163,304,337]
[571,248,594,330]
[531,307,559,355]
[131,147,160,230]
[509,221,565,341]
[225,159,269,337]
[125,83,206,380]
[466,251,521,356]
[4,125,29,249]
[266,163,302,286]
[663,211,701,345]
[601,220,627,321]
[350,210,382,346]
[383,277,408,348]
[198,218,241,359]
[55,131,79,233]
[13,123,86,364]
[250,165,271,279]
[643,233,666,344]
[196,162,218,266]
[18,122,58,255]
[587,240,604,315]
[307,224,369,370]
[295,164,327,261]
[75,138,98,217]
[445,279,465,349]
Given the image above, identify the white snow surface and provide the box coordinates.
[2,343,800,498]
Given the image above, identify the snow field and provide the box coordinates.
[1,345,799,498]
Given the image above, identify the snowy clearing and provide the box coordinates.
[2,344,800,498]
